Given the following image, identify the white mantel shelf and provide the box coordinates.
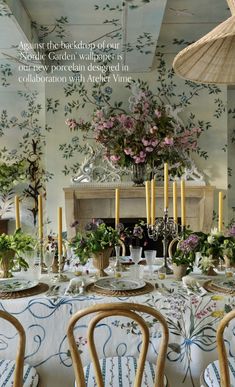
[64,184,215,238]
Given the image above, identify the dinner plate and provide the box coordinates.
[0,278,39,293]
[94,277,146,291]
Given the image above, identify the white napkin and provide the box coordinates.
[182,275,207,296]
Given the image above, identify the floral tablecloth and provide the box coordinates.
[0,276,234,387]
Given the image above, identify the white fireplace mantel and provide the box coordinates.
[64,183,215,238]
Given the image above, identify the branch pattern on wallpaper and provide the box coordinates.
[0,2,234,224]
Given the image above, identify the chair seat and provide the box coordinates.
[81,356,168,387]
[202,357,235,386]
[0,359,39,387]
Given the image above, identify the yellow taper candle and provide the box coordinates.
[145,181,151,225]
[181,179,186,226]
[218,191,223,232]
[173,181,178,223]
[15,195,20,230]
[38,194,43,240]
[58,207,63,256]
[151,179,156,226]
[115,188,120,228]
[164,163,169,209]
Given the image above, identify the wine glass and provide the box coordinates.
[130,246,142,279]
[144,250,156,279]
[44,251,54,280]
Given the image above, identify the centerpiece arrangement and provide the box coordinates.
[66,80,203,184]
[172,226,235,278]
[0,229,36,278]
[172,234,200,279]
[70,219,119,276]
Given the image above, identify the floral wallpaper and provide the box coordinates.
[0,0,234,232]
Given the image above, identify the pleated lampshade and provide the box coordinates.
[173,0,235,84]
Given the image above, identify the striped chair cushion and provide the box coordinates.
[81,356,168,387]
[0,359,39,387]
[202,357,235,386]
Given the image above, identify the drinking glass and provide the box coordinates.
[44,251,54,279]
[130,246,142,279]
[144,250,156,279]
[154,258,164,273]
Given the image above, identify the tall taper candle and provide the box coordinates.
[218,191,223,232]
[145,181,151,225]
[15,195,20,230]
[173,181,178,223]
[151,179,156,226]
[181,179,186,226]
[58,207,63,256]
[115,188,120,228]
[164,163,169,209]
[38,194,43,239]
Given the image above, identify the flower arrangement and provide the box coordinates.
[118,221,150,252]
[195,228,226,260]
[66,80,202,176]
[199,256,215,274]
[70,219,119,265]
[172,234,200,269]
[0,229,36,272]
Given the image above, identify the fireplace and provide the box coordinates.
[63,182,215,239]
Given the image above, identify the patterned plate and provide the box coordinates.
[0,279,39,293]
[203,279,235,294]
[94,277,146,291]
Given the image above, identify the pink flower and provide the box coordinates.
[151,139,158,147]
[150,126,158,134]
[103,120,113,128]
[142,138,149,146]
[145,146,154,152]
[110,155,121,163]
[163,136,174,146]
[155,109,162,118]
[124,147,133,155]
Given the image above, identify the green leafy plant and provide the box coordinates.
[70,219,119,265]
[0,229,36,270]
[0,160,26,194]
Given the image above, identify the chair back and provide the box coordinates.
[67,302,169,387]
[216,309,235,387]
[0,310,26,387]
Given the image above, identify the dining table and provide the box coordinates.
[0,263,234,387]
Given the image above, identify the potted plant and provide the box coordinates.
[0,229,35,278]
[172,234,200,280]
[70,219,119,276]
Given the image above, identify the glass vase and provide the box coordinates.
[132,163,146,186]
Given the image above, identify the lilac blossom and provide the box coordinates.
[178,234,200,254]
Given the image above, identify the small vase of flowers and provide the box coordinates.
[172,234,200,279]
[70,219,119,276]
[0,230,35,278]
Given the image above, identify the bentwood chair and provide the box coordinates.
[67,302,169,387]
[0,310,39,387]
[201,309,235,387]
